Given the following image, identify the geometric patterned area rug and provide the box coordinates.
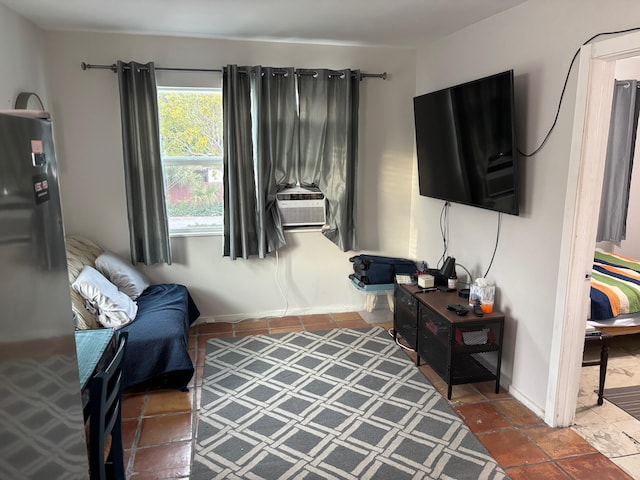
[193,327,506,479]
[602,385,640,421]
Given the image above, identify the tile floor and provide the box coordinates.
[573,333,640,478]
[118,313,634,479]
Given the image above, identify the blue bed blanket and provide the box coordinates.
[119,283,200,389]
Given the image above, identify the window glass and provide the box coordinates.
[157,87,223,235]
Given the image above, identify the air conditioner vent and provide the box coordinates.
[276,186,326,227]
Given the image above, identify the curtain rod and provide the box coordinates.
[80,62,387,80]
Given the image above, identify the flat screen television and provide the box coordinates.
[413,70,519,215]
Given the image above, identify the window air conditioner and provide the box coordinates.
[276,186,326,227]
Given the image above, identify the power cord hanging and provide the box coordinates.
[455,262,474,286]
[519,26,640,157]
[483,212,502,278]
[438,202,450,269]
[274,249,289,317]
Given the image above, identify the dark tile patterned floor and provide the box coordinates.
[119,313,633,479]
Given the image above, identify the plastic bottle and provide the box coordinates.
[418,261,427,275]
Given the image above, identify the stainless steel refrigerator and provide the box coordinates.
[0,110,89,478]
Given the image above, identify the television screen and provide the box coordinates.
[413,70,519,215]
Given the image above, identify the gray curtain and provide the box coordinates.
[117,61,171,265]
[298,69,360,251]
[597,80,640,242]
[222,65,297,259]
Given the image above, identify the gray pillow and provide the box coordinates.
[71,266,138,330]
[95,251,150,299]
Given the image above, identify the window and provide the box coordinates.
[157,87,223,235]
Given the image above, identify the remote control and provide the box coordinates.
[447,304,469,316]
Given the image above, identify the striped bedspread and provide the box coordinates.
[591,251,640,320]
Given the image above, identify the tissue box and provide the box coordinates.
[395,274,415,284]
[418,274,434,288]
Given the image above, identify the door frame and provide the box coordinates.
[547,31,640,427]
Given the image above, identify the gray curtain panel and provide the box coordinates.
[298,69,360,252]
[117,61,172,265]
[222,65,297,259]
[223,65,360,258]
[252,67,298,253]
[597,80,640,243]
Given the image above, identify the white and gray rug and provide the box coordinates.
[193,327,505,480]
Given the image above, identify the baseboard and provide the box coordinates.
[192,304,367,325]
[508,383,546,421]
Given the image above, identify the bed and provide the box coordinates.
[587,250,640,335]
[67,235,200,389]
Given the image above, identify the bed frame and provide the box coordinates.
[599,325,640,336]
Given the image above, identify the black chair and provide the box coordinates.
[89,331,128,480]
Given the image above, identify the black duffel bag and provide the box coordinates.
[349,254,416,285]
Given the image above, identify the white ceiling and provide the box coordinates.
[0,0,527,47]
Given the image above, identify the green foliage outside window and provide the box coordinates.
[167,201,224,217]
[158,90,223,157]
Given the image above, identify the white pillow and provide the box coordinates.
[95,251,150,299]
[71,266,138,330]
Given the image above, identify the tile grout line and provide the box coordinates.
[124,387,148,477]
[189,329,199,480]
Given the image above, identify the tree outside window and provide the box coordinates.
[157,87,223,235]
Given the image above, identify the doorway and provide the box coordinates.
[548,30,640,428]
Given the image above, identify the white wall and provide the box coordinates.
[0,3,48,108]
[44,31,417,322]
[413,0,640,414]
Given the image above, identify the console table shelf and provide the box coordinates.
[393,284,505,399]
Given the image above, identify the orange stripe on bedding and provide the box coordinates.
[592,281,621,317]
[596,263,640,281]
[596,251,640,271]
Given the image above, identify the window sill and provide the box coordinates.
[284,225,325,233]
[168,225,324,238]
[169,230,222,238]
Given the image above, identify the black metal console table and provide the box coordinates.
[394,284,505,399]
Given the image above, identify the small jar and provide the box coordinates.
[448,270,457,290]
